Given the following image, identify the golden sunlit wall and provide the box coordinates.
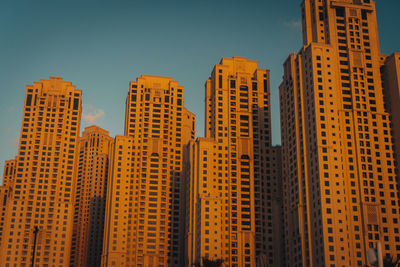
[70,126,113,267]
[0,77,82,267]
[184,137,218,266]
[101,75,195,267]
[280,0,400,266]
[0,159,16,248]
[185,57,279,267]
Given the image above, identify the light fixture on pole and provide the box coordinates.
[367,241,383,267]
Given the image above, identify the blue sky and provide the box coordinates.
[1,0,400,177]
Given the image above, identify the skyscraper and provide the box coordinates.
[70,126,113,267]
[0,159,16,247]
[101,75,195,267]
[185,57,278,267]
[0,77,82,267]
[280,1,400,266]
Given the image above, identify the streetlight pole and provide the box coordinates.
[377,241,383,267]
[31,226,39,267]
[367,241,384,267]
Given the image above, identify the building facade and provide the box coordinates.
[382,52,400,177]
[185,57,279,267]
[101,75,195,267]
[280,0,400,266]
[70,126,113,267]
[262,146,284,267]
[0,77,82,267]
[0,159,16,248]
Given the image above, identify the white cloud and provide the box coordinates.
[82,105,105,124]
[284,20,302,30]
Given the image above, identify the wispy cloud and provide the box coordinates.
[82,105,105,124]
[284,19,302,30]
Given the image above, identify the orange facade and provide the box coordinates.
[0,77,82,267]
[280,0,400,266]
[101,75,195,267]
[1,3,400,266]
[185,57,281,267]
[70,126,113,267]
[0,159,16,248]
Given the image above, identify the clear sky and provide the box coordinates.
[1,0,400,178]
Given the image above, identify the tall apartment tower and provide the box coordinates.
[101,75,195,267]
[185,57,276,267]
[70,126,113,267]
[0,159,16,247]
[280,1,400,266]
[0,77,82,267]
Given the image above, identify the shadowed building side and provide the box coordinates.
[382,53,400,179]
[70,126,113,267]
[256,146,284,267]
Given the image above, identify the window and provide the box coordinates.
[73,98,79,110]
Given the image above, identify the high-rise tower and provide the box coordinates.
[280,1,400,266]
[70,126,113,267]
[0,77,82,267]
[185,57,278,267]
[0,159,16,247]
[101,75,195,267]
